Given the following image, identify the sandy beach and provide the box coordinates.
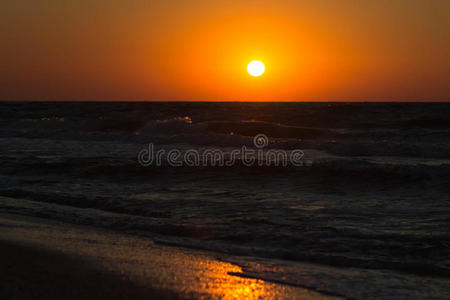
[0,213,336,299]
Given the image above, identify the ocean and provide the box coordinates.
[1,102,449,298]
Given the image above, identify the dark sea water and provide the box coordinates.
[1,102,450,299]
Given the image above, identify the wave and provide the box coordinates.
[2,148,449,181]
[4,114,450,159]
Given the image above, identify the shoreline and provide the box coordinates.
[0,213,335,299]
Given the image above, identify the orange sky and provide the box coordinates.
[1,0,449,101]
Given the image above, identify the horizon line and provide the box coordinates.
[1,99,450,103]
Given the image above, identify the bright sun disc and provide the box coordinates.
[247,60,265,77]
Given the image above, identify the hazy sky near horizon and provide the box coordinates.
[1,0,449,101]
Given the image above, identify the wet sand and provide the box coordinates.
[0,213,336,299]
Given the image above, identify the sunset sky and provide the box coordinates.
[2,0,449,101]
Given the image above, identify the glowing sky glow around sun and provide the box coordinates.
[1,0,449,101]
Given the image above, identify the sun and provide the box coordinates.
[247,60,265,77]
